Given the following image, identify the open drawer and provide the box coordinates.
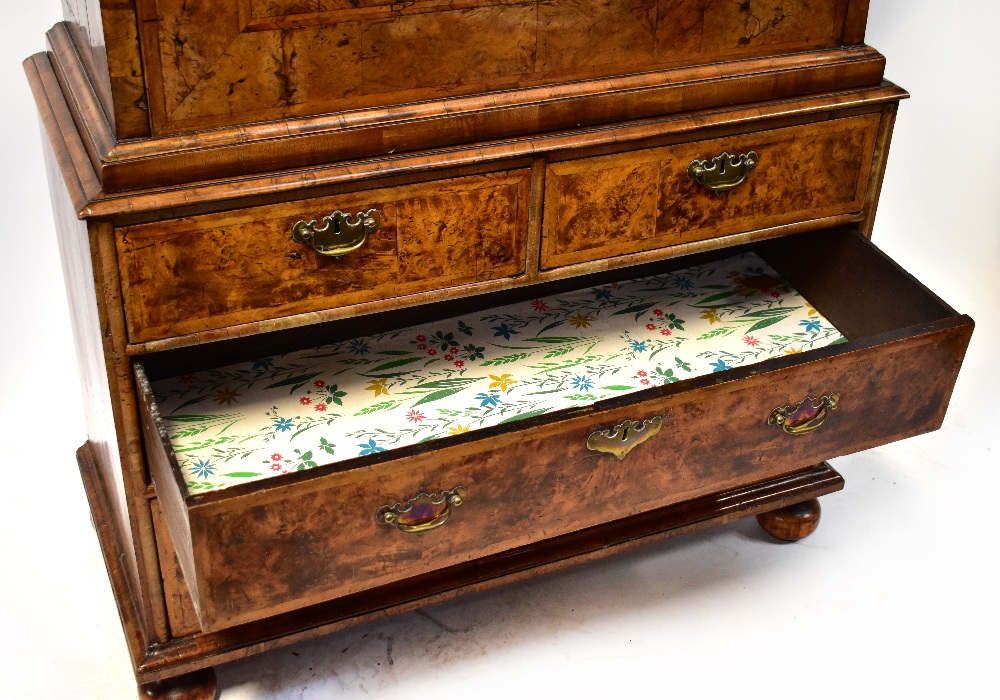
[137,227,972,632]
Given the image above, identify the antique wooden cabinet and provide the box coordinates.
[26,1,972,697]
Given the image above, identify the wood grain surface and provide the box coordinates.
[542,113,880,268]
[118,170,530,342]
[143,309,972,631]
[134,0,861,135]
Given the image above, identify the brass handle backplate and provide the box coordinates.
[767,393,840,435]
[586,415,664,461]
[688,151,759,193]
[291,208,381,258]
[376,487,466,534]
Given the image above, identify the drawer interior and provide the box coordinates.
[139,225,967,497]
[136,225,972,631]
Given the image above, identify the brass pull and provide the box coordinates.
[688,151,759,193]
[291,208,381,258]
[768,393,840,435]
[586,415,664,461]
[376,487,466,534]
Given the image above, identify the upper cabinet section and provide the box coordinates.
[43,1,877,192]
[136,0,866,134]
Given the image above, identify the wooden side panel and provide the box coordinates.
[542,113,880,269]
[62,0,149,139]
[151,499,202,638]
[43,137,145,628]
[136,0,858,134]
[117,170,530,342]
[153,318,971,631]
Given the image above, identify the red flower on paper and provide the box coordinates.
[427,349,437,356]
[315,403,327,412]
[744,336,761,347]
[730,270,740,277]
[271,453,282,461]
[637,370,647,377]
[416,343,427,350]
[454,360,465,368]
[640,378,650,385]
[771,291,782,298]
[271,463,282,471]
[444,354,454,361]
[178,374,195,384]
[406,409,425,423]
[299,397,311,405]
[313,380,325,388]
[416,335,426,342]
[646,323,656,330]
[531,299,549,311]
[660,329,671,336]
[653,309,663,316]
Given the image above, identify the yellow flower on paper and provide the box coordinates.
[569,313,594,329]
[699,309,722,324]
[448,424,470,435]
[784,347,802,355]
[212,386,241,406]
[365,378,389,397]
[489,373,518,392]
[805,303,818,317]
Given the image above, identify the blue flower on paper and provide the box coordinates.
[188,458,216,478]
[492,322,519,340]
[672,276,693,290]
[591,287,613,301]
[630,340,648,353]
[476,392,502,408]
[358,438,386,456]
[251,357,273,370]
[710,359,732,373]
[348,338,372,355]
[272,417,294,432]
[799,319,822,333]
[571,375,594,392]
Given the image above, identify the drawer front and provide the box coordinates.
[142,317,971,631]
[118,170,530,342]
[140,0,859,134]
[541,114,880,269]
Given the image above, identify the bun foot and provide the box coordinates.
[138,668,218,700]
[756,498,821,541]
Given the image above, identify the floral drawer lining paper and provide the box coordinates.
[152,252,845,492]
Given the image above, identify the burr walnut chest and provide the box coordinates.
[26,1,972,697]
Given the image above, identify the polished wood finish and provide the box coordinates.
[542,113,879,268]
[138,668,217,700]
[60,0,149,140]
[83,437,844,682]
[40,21,886,191]
[756,499,822,541]
[118,169,530,342]
[136,0,864,135]
[26,3,974,694]
[137,228,973,632]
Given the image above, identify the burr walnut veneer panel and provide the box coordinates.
[542,114,880,269]
[138,0,862,134]
[117,170,530,343]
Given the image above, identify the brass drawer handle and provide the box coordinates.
[376,487,466,534]
[291,208,381,258]
[587,415,664,461]
[768,393,840,435]
[687,151,759,193]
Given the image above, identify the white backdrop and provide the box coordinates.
[1,3,997,698]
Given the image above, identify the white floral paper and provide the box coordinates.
[152,252,844,492]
